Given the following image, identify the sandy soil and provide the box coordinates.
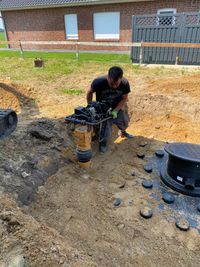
[0,72,200,267]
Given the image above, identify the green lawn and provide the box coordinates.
[59,88,84,95]
[0,32,6,48]
[0,51,133,83]
[0,49,197,87]
[0,49,130,63]
[0,50,131,82]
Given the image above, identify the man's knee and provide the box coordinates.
[115,110,129,130]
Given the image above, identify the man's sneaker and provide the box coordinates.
[121,131,134,139]
[99,143,108,153]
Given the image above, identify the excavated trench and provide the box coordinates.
[0,75,200,266]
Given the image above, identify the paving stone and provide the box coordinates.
[142,179,153,189]
[113,198,122,207]
[144,164,153,173]
[137,151,145,159]
[139,141,148,147]
[175,219,190,231]
[131,171,136,176]
[162,192,175,204]
[197,203,200,212]
[140,206,153,219]
[155,150,165,158]
[119,180,126,189]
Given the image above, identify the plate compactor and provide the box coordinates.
[0,109,18,139]
[65,101,112,168]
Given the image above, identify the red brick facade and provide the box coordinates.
[2,0,200,51]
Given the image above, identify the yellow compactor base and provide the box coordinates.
[74,125,92,169]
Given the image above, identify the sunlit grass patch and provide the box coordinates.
[59,88,84,95]
[0,32,6,48]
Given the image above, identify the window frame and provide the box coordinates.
[157,8,177,26]
[93,12,120,41]
[64,14,78,40]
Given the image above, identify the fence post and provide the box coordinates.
[19,40,24,58]
[76,42,79,59]
[175,13,186,65]
[139,42,143,64]
[175,56,179,65]
[1,14,9,49]
[131,15,136,63]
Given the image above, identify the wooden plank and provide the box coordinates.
[0,41,20,45]
[142,42,200,48]
[0,40,200,49]
[20,41,142,47]
[0,41,142,47]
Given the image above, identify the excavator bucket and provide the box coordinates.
[0,109,18,139]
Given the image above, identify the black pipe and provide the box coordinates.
[161,143,200,197]
[167,155,200,187]
[184,178,195,191]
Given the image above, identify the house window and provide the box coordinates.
[157,9,176,26]
[0,12,5,31]
[64,14,78,40]
[93,12,120,40]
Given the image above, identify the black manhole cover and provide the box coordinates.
[161,142,200,197]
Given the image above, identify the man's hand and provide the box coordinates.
[111,110,118,119]
[115,94,128,111]
[87,87,93,104]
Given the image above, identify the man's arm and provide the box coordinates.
[86,87,93,104]
[114,94,128,111]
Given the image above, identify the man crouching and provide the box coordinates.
[87,66,133,153]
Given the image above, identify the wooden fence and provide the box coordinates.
[0,40,200,64]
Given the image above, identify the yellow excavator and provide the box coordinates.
[0,109,18,139]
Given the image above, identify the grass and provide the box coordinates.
[59,88,84,95]
[0,50,130,63]
[0,32,6,48]
[0,49,198,89]
[0,58,75,81]
[0,50,131,82]
[0,50,76,59]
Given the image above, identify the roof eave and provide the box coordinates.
[0,0,154,11]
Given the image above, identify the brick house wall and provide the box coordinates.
[2,0,200,51]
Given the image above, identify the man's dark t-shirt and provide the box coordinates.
[91,76,130,109]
